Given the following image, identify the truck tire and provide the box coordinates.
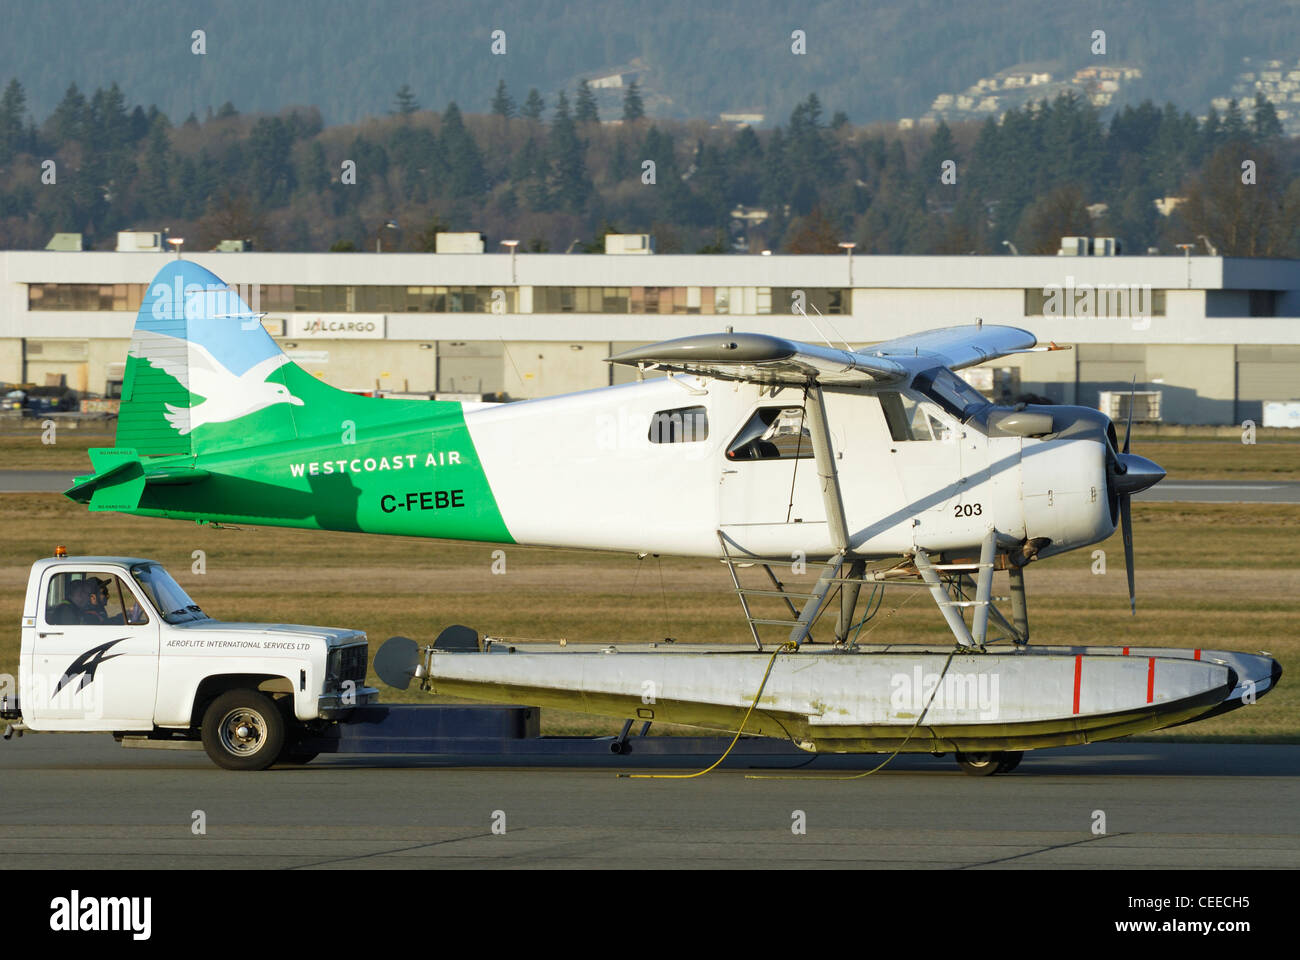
[201,690,285,771]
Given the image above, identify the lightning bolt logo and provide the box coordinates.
[53,638,128,696]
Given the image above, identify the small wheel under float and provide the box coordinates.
[955,751,1009,776]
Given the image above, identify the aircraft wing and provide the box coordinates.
[864,324,1050,371]
[607,333,908,386]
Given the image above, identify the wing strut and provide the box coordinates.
[805,384,850,553]
[781,382,854,648]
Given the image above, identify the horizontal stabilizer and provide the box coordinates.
[64,447,209,509]
[65,448,144,509]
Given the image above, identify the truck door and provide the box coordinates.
[31,569,159,731]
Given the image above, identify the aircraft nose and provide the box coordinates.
[1112,453,1165,496]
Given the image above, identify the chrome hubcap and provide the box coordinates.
[219,709,266,755]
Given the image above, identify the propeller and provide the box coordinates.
[1106,380,1166,615]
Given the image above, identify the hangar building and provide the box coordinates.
[1,245,1297,424]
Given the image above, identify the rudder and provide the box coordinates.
[117,260,305,457]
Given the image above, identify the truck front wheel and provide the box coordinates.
[201,690,286,771]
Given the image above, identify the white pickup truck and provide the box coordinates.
[1,553,378,769]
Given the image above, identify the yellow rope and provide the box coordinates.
[619,641,797,780]
[746,648,957,780]
[617,584,956,782]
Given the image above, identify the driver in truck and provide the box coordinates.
[81,577,111,624]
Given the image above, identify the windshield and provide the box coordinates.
[130,563,207,624]
[912,367,989,422]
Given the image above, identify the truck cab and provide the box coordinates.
[3,553,378,769]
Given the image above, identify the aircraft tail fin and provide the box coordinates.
[115,259,336,458]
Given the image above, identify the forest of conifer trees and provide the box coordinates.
[1,76,1297,258]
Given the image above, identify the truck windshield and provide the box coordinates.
[130,563,207,624]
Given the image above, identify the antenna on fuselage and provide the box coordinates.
[808,302,854,353]
[794,303,835,350]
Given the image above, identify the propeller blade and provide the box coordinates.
[1120,494,1135,615]
[1122,377,1135,454]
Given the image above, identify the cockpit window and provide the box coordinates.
[726,407,813,460]
[879,392,954,442]
[912,367,989,421]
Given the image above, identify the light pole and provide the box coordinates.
[1176,243,1194,289]
[1002,240,1019,256]
[838,241,856,287]
[166,236,185,259]
[500,239,519,283]
[378,219,399,252]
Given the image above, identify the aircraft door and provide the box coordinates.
[718,403,826,528]
[31,569,160,730]
[879,391,961,514]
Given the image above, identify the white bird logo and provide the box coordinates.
[128,330,305,435]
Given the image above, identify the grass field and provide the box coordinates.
[0,490,1295,742]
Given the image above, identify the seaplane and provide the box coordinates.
[66,260,1282,774]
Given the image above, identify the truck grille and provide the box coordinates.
[330,643,369,685]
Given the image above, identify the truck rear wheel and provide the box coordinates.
[201,690,285,771]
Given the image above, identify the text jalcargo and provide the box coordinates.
[287,314,387,339]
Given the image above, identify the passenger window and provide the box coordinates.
[726,407,813,460]
[649,405,709,443]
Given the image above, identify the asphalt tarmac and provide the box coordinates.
[2,736,1297,868]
